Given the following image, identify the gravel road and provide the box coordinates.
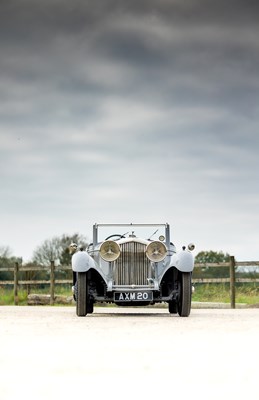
[1,306,258,400]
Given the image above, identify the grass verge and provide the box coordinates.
[1,283,258,306]
[192,282,259,305]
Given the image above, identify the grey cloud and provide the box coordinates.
[1,0,259,260]
[1,0,259,123]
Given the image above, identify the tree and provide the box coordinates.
[194,250,230,278]
[59,233,88,266]
[0,246,22,281]
[0,246,12,259]
[195,250,230,264]
[32,233,88,267]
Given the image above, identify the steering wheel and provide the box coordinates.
[105,234,126,240]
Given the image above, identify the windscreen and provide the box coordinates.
[94,224,168,244]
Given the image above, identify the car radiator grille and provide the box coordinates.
[114,242,151,286]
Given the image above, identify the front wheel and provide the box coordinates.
[76,272,94,316]
[178,272,192,317]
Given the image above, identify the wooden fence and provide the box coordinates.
[1,261,72,306]
[0,256,258,308]
[193,256,259,308]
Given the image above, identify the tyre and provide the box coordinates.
[76,272,87,316]
[178,272,192,317]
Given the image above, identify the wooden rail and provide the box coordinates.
[0,258,258,307]
[0,262,72,305]
[193,257,259,308]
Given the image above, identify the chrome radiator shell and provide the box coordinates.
[114,241,151,286]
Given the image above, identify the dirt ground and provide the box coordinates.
[0,306,258,400]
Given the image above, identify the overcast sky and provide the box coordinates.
[1,0,259,262]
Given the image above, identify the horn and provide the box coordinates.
[188,243,195,251]
[146,241,167,262]
[100,240,121,262]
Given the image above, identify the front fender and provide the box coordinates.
[72,251,96,272]
[170,250,194,272]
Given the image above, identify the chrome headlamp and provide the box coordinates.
[146,241,167,262]
[100,240,121,262]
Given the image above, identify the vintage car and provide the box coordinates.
[72,223,195,317]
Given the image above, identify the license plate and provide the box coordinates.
[114,291,153,302]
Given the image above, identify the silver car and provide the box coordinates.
[72,223,195,317]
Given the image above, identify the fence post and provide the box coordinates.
[14,262,19,305]
[26,270,31,296]
[50,261,55,305]
[230,256,236,309]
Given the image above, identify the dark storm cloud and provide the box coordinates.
[1,0,258,147]
[1,0,258,128]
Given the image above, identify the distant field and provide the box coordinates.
[192,282,259,306]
